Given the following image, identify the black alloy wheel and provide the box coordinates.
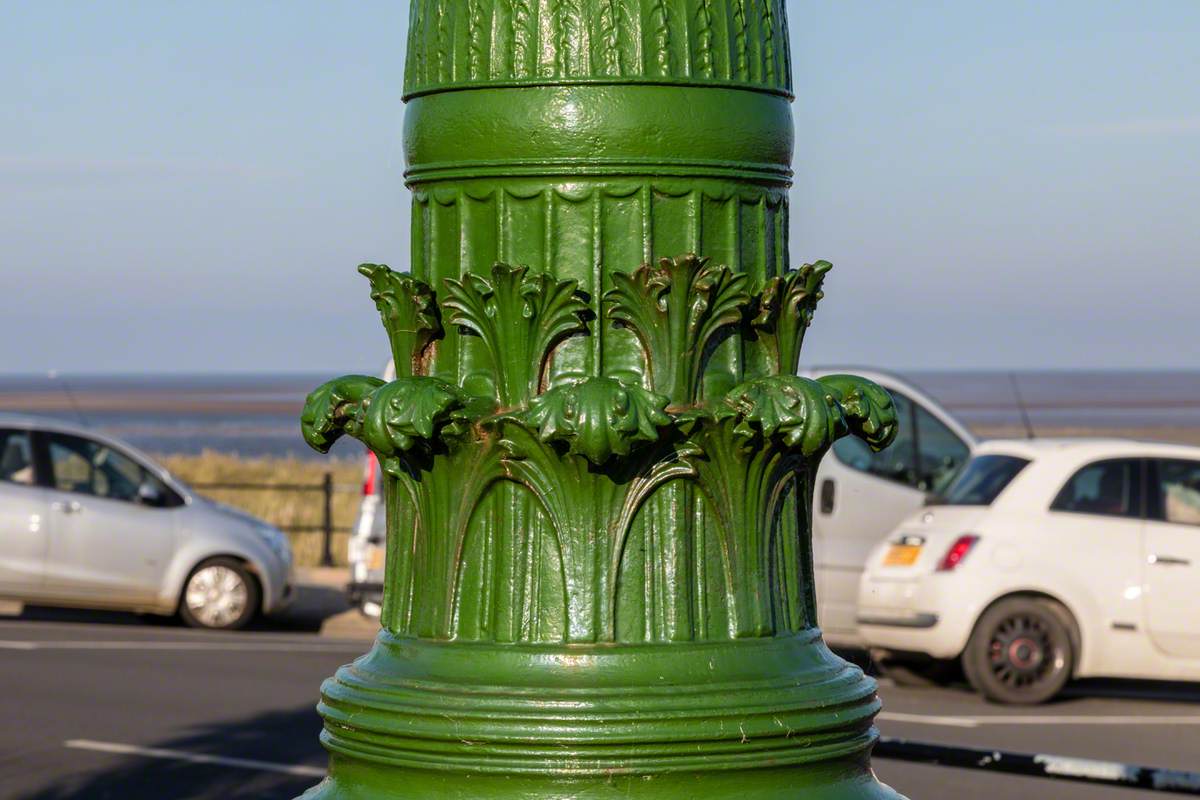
[962,597,1075,704]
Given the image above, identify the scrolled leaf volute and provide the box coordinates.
[818,374,898,452]
[300,375,385,453]
[720,375,848,457]
[514,377,672,465]
[357,377,474,458]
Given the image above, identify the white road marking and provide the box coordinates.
[65,739,326,777]
[0,641,37,650]
[0,619,372,638]
[973,715,1200,726]
[876,711,979,728]
[878,711,1200,728]
[0,639,364,652]
[0,619,164,632]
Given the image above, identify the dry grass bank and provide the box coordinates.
[161,451,363,567]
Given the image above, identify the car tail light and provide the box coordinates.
[362,451,379,496]
[936,535,979,572]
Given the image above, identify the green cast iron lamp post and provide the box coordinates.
[299,2,903,797]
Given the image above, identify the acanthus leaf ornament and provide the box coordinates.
[386,439,506,639]
[442,262,590,408]
[357,263,441,378]
[357,377,475,467]
[301,375,487,478]
[685,371,899,638]
[300,374,384,453]
[684,407,803,637]
[819,372,900,451]
[302,254,899,642]
[720,374,847,457]
[497,419,696,643]
[751,260,831,376]
[605,254,750,404]
[517,376,672,465]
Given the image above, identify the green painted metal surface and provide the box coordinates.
[298,2,905,796]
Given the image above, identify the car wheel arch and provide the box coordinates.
[967,590,1083,675]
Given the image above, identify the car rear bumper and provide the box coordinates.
[856,611,939,628]
[857,575,975,659]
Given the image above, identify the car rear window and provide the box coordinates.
[939,454,1030,506]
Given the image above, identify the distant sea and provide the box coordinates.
[2,370,1200,459]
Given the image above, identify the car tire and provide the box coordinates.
[179,558,260,631]
[962,597,1075,705]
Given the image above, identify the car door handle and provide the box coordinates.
[819,479,835,515]
[1148,554,1190,566]
[51,500,83,514]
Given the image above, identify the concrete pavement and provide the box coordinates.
[289,566,379,640]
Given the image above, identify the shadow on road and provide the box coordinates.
[5,583,351,634]
[828,645,877,673]
[833,645,1200,706]
[1064,678,1200,705]
[16,705,327,800]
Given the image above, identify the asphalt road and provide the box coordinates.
[2,614,1199,799]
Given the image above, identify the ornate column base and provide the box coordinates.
[298,631,903,799]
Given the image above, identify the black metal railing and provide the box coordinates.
[192,472,353,566]
[877,737,1200,795]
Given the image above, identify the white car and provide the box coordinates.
[346,364,977,640]
[858,438,1200,704]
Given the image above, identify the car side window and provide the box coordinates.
[1154,459,1200,526]
[832,390,919,489]
[45,432,178,506]
[915,404,970,494]
[0,429,35,486]
[1051,458,1142,518]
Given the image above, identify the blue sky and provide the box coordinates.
[1,1,1197,374]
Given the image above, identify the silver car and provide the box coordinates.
[0,413,293,629]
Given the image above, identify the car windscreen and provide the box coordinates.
[938,454,1030,506]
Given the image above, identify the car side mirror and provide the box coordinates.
[137,482,164,506]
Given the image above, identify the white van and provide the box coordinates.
[346,366,975,644]
[803,368,976,645]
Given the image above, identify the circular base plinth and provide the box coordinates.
[300,756,902,799]
[296,630,906,798]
